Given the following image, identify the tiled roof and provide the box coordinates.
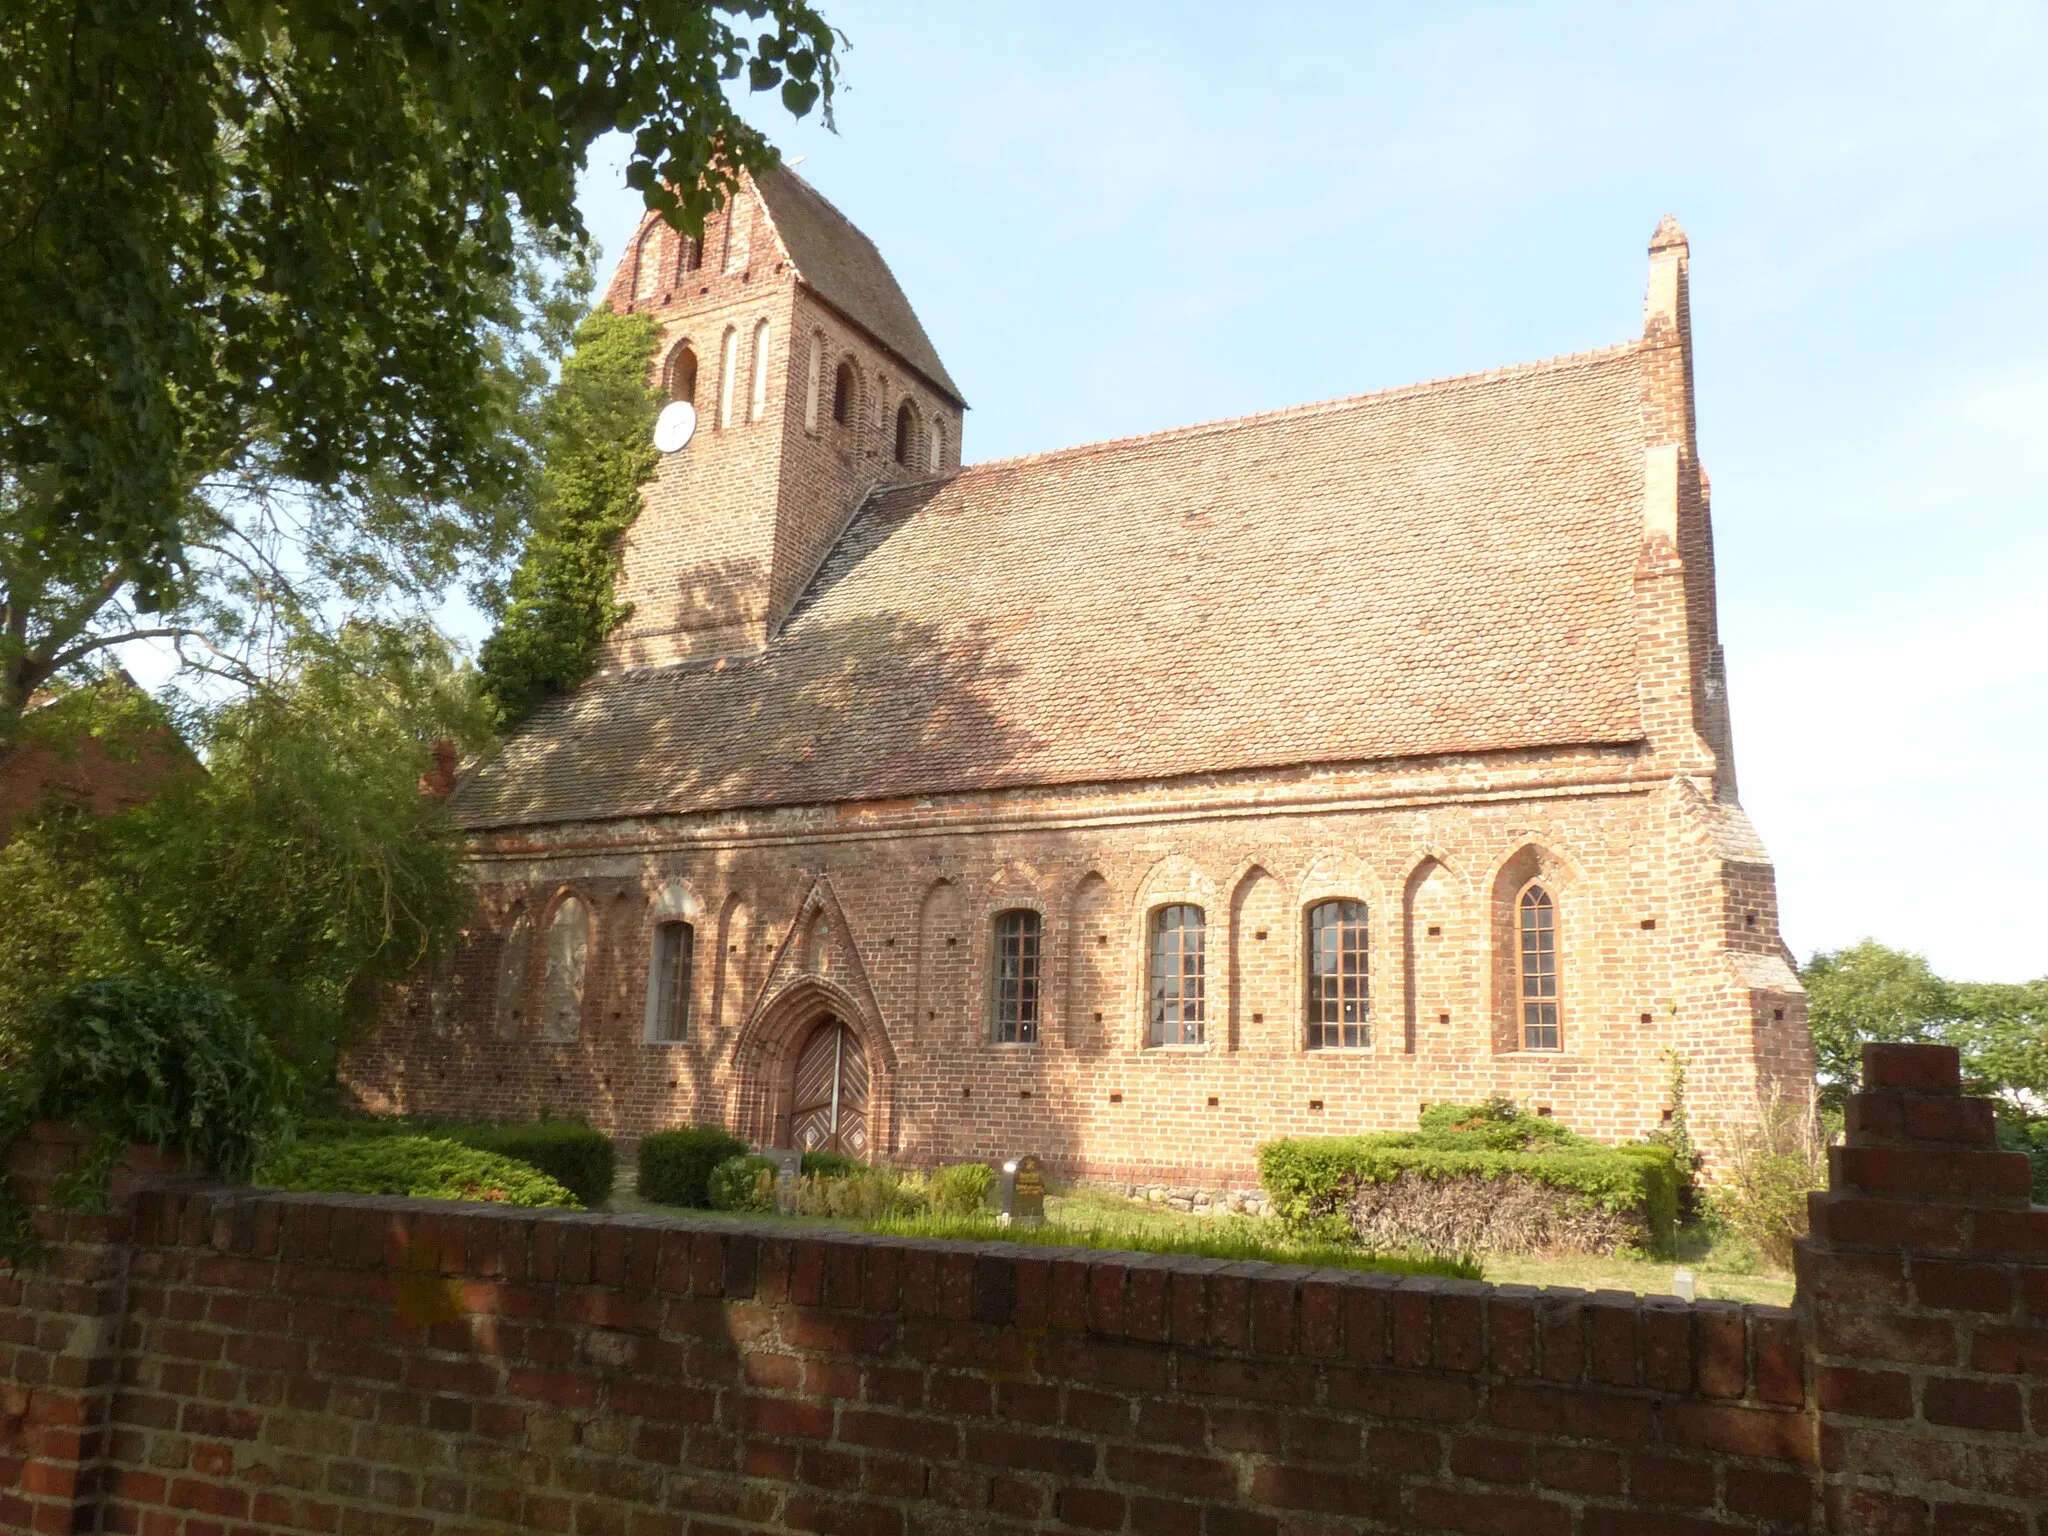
[456,345,1651,828]
[754,168,965,406]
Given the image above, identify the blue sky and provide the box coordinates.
[572,1,2047,982]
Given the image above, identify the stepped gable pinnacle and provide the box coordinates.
[753,166,965,407]
[1649,214,1689,253]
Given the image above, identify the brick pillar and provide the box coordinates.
[1800,1043,2047,1534]
[0,1124,191,1534]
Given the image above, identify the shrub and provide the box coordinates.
[0,975,295,1257]
[638,1125,747,1207]
[1711,1092,1830,1269]
[1260,1102,1678,1257]
[455,1122,615,1208]
[299,1115,616,1207]
[792,1166,923,1220]
[258,1136,579,1207]
[707,1155,779,1213]
[928,1162,994,1216]
[801,1150,862,1179]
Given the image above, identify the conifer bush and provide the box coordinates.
[258,1136,579,1208]
[303,1117,616,1208]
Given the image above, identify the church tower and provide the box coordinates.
[597,168,966,668]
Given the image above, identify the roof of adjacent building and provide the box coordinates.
[455,343,1655,830]
[755,168,965,406]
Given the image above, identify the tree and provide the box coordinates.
[0,625,489,1086]
[1,0,838,730]
[477,308,663,730]
[1801,940,1951,1109]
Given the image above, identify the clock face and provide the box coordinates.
[653,400,697,454]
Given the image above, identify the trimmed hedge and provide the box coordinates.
[638,1125,747,1207]
[1260,1098,1678,1256]
[258,1136,580,1207]
[300,1116,616,1207]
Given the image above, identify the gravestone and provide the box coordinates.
[765,1149,803,1214]
[999,1154,1045,1228]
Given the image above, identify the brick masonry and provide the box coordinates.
[4,1044,2042,1534]
[343,197,1809,1180]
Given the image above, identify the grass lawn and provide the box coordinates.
[605,1173,1793,1303]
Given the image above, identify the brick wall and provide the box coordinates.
[345,758,1810,1183]
[6,1045,2043,1534]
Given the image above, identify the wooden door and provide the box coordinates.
[790,1020,869,1156]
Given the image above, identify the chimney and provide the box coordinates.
[418,739,457,803]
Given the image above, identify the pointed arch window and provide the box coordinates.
[832,360,855,426]
[646,921,693,1043]
[665,343,698,405]
[1306,900,1371,1049]
[750,319,771,422]
[928,416,945,472]
[893,400,915,465]
[677,231,702,276]
[990,910,1042,1044]
[541,896,591,1043]
[1148,904,1206,1046]
[494,913,531,1039]
[717,327,739,428]
[1518,885,1560,1050]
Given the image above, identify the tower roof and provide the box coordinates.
[754,167,965,407]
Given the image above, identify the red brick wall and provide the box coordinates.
[6,1044,2044,1534]
[345,755,1810,1184]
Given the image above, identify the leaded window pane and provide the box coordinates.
[1306,900,1371,1049]
[1148,904,1206,1046]
[1519,886,1560,1050]
[650,921,693,1043]
[991,910,1041,1044]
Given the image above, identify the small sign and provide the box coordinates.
[1000,1154,1046,1229]
[766,1149,803,1214]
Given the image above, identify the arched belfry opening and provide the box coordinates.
[664,342,697,405]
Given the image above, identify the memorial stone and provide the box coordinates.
[999,1154,1045,1228]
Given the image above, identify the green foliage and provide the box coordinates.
[1710,1094,1830,1269]
[865,1211,1479,1280]
[801,1150,863,1180]
[1259,1103,1680,1253]
[302,1116,615,1208]
[258,1136,578,1208]
[707,1155,780,1213]
[0,628,485,1085]
[638,1125,749,1208]
[0,0,837,725]
[1803,941,1951,1109]
[790,1167,924,1220]
[927,1163,995,1216]
[477,311,663,729]
[1994,1113,2048,1204]
[0,976,294,1259]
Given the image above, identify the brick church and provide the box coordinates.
[344,168,1812,1185]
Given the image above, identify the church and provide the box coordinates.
[343,167,1811,1187]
